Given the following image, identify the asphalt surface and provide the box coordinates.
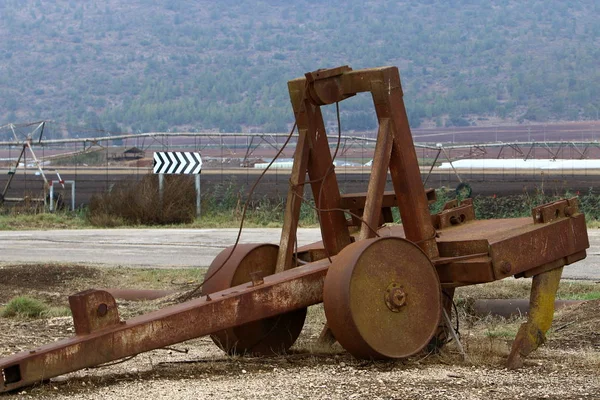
[0,228,322,269]
[0,228,598,280]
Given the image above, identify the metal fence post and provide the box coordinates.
[49,184,54,212]
[71,181,76,211]
[158,174,164,205]
[195,173,201,218]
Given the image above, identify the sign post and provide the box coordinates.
[195,174,201,217]
[153,152,203,217]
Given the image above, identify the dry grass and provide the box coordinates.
[88,174,197,226]
[0,212,87,230]
[455,279,600,302]
[588,220,600,229]
[550,300,600,349]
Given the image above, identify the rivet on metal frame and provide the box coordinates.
[500,261,512,275]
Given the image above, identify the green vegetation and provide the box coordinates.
[556,281,600,301]
[0,296,71,318]
[429,187,600,221]
[479,191,600,221]
[0,0,598,134]
[0,211,88,230]
[567,292,600,301]
[484,328,518,339]
[473,189,600,220]
[1,185,598,229]
[456,279,600,301]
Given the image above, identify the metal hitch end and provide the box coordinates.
[69,289,121,335]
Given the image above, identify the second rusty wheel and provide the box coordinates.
[323,237,441,359]
[201,243,306,356]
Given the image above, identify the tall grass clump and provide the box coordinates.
[87,175,318,228]
[88,174,196,226]
[1,296,47,318]
[0,296,70,318]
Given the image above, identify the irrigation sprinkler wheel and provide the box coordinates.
[323,237,441,359]
[201,243,307,356]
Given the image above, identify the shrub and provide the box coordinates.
[88,174,196,226]
[1,296,49,318]
[431,187,600,221]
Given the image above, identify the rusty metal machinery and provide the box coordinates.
[0,66,590,392]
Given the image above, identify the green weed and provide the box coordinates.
[0,296,71,319]
[0,211,88,230]
[485,329,517,339]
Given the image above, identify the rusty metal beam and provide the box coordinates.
[359,118,393,240]
[0,259,330,393]
[304,103,352,255]
[385,76,439,258]
[276,128,310,272]
[287,73,353,259]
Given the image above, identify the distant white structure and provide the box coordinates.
[438,159,600,170]
[254,159,363,169]
[254,161,294,169]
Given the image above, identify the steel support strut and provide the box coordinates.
[507,267,563,369]
[284,66,439,257]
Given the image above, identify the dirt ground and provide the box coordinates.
[0,264,599,399]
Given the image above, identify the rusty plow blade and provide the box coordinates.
[0,259,329,393]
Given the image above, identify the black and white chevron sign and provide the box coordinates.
[153,152,203,174]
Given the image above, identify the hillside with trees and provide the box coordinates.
[0,0,598,136]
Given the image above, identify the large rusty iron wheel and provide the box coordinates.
[201,243,307,356]
[323,237,441,359]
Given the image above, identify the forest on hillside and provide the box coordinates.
[0,0,599,137]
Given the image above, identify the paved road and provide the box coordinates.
[0,228,323,269]
[0,228,598,279]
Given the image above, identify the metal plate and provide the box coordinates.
[323,237,441,359]
[201,243,307,355]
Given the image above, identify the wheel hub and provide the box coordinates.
[385,282,407,312]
